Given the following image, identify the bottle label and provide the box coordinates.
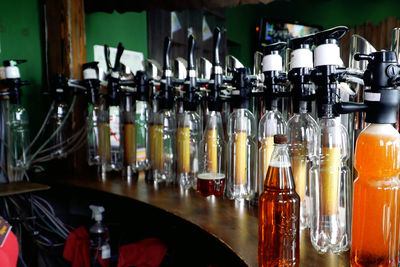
[365,92,381,102]
[101,244,111,259]
[109,106,120,148]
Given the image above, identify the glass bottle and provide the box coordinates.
[287,102,319,229]
[122,91,136,178]
[350,124,400,266]
[197,111,225,197]
[310,117,350,253]
[177,111,200,188]
[226,108,257,200]
[8,100,29,182]
[258,103,286,197]
[258,134,300,267]
[83,62,101,166]
[152,108,176,183]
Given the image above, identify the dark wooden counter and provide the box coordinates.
[50,175,349,267]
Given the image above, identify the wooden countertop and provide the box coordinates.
[51,174,349,267]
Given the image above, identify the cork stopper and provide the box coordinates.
[274,134,288,144]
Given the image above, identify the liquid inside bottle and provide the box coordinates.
[351,124,400,267]
[258,106,286,198]
[135,100,151,171]
[177,111,200,189]
[88,104,101,166]
[198,111,226,197]
[258,134,300,267]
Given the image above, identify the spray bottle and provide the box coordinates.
[226,68,257,200]
[287,35,319,229]
[258,42,287,198]
[3,60,30,182]
[151,37,176,183]
[309,26,350,253]
[197,28,226,197]
[89,205,110,267]
[83,62,102,166]
[177,35,201,188]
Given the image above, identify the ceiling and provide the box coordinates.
[84,0,275,13]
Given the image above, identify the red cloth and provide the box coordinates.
[63,226,90,267]
[118,238,167,267]
[0,231,19,267]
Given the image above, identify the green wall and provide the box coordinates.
[85,11,148,62]
[0,0,44,132]
[226,0,400,67]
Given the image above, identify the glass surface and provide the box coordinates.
[135,100,151,171]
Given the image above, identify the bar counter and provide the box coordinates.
[50,174,349,267]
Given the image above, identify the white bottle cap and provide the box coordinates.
[5,66,20,79]
[89,205,105,222]
[290,48,313,69]
[83,68,97,80]
[262,54,283,72]
[314,43,343,67]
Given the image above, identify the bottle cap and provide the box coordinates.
[89,205,105,222]
[274,134,288,144]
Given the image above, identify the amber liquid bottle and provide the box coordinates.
[259,134,300,267]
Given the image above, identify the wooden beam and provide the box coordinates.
[43,0,87,172]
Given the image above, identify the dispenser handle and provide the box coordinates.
[213,27,222,66]
[113,42,125,72]
[263,42,287,54]
[289,34,314,50]
[314,26,349,45]
[163,37,172,71]
[354,53,374,62]
[188,35,196,70]
[104,45,112,72]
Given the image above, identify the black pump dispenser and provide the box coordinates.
[262,42,287,111]
[207,27,224,112]
[311,26,349,118]
[288,35,315,113]
[51,73,69,102]
[158,37,175,110]
[351,51,400,124]
[3,59,29,105]
[183,35,201,112]
[134,71,151,102]
[106,43,124,106]
[82,61,100,105]
[231,68,257,109]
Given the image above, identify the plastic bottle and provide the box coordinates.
[258,134,300,267]
[89,205,110,267]
[226,68,257,200]
[287,35,319,229]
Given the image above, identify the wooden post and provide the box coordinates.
[43,0,87,173]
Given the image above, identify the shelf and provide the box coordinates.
[47,174,349,267]
[0,182,50,197]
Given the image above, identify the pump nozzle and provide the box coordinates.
[82,61,99,80]
[3,60,27,67]
[89,205,105,222]
[263,42,286,55]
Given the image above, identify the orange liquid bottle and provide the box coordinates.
[259,135,300,267]
[351,123,400,266]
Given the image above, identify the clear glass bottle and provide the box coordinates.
[287,103,319,229]
[258,105,286,198]
[258,134,300,267]
[8,102,29,182]
[350,124,400,266]
[122,91,136,178]
[310,117,350,253]
[177,111,200,188]
[152,108,176,183]
[197,111,225,197]
[48,88,70,159]
[135,99,151,171]
[226,108,257,200]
